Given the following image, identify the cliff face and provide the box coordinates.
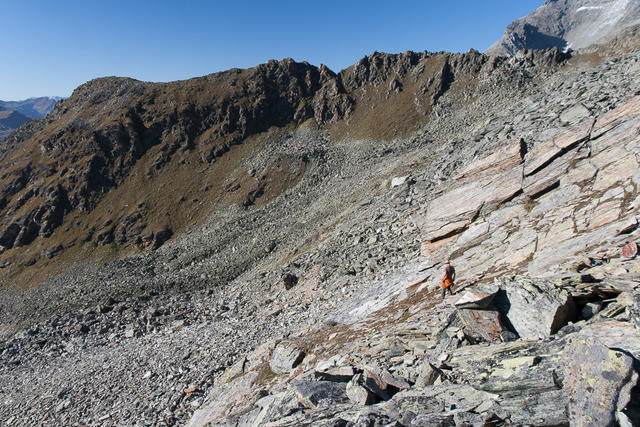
[486,0,640,55]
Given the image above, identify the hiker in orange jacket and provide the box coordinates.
[441,260,455,299]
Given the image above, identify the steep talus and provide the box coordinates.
[188,73,640,427]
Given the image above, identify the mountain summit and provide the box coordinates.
[486,0,640,55]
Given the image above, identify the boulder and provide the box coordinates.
[269,341,305,374]
[454,283,499,309]
[494,276,576,339]
[414,363,440,387]
[457,309,509,342]
[346,374,375,405]
[622,242,638,259]
[281,273,298,290]
[563,338,639,427]
[362,367,410,401]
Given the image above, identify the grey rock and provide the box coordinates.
[564,338,639,427]
[414,363,439,387]
[292,380,348,408]
[453,283,499,309]
[346,373,375,405]
[494,276,576,339]
[269,341,305,374]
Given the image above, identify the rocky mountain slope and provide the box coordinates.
[0,20,640,427]
[0,48,566,288]
[0,109,30,141]
[486,0,640,55]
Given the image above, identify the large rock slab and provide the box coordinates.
[417,139,523,242]
[523,119,592,176]
[564,338,639,427]
[292,380,348,408]
[494,276,576,339]
[188,372,260,427]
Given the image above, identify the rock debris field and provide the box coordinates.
[2,45,640,426]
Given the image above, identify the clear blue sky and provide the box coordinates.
[1,0,543,100]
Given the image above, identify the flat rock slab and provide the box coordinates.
[417,139,523,242]
[292,380,348,408]
[494,276,575,339]
[454,283,499,309]
[564,338,638,427]
[524,119,592,176]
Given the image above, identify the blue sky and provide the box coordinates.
[1,0,543,100]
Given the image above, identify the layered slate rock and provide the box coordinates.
[417,139,524,242]
[564,338,638,427]
[416,96,640,284]
[494,276,575,339]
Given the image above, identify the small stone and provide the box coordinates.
[622,242,638,258]
[281,273,298,290]
[346,374,375,405]
[269,341,305,374]
[391,176,408,187]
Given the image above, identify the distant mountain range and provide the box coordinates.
[0,109,31,141]
[486,0,640,56]
[0,96,62,141]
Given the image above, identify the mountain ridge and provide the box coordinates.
[0,48,567,287]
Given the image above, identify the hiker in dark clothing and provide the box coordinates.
[441,260,455,299]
